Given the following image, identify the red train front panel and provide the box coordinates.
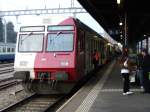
[34,18,84,82]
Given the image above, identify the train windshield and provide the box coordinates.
[47,33,73,52]
[19,34,44,52]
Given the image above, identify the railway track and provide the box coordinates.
[0,63,14,68]
[0,94,64,112]
[0,69,14,74]
[0,79,21,90]
[0,63,14,74]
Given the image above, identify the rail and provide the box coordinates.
[0,94,64,112]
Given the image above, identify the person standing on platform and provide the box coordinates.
[120,50,133,95]
[92,49,100,69]
[141,49,150,93]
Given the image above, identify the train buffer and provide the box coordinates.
[56,60,150,112]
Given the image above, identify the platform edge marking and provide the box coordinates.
[75,61,115,112]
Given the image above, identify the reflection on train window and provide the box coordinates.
[47,33,73,52]
[19,34,44,52]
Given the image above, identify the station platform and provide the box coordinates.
[56,60,150,112]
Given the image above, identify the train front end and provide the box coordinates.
[14,18,77,94]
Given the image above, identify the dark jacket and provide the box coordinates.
[136,54,144,69]
[142,54,150,72]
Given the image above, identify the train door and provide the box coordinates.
[101,41,105,64]
[85,32,91,73]
[148,38,150,54]
[96,39,101,65]
[99,41,103,64]
[98,39,102,65]
[76,28,85,77]
[90,36,96,69]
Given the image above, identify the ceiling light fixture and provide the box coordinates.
[117,0,121,5]
[119,22,123,26]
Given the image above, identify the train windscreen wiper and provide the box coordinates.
[56,31,62,37]
[21,32,33,45]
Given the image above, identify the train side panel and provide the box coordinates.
[0,43,15,62]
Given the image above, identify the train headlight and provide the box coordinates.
[60,61,69,66]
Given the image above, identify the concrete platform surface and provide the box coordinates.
[56,60,150,112]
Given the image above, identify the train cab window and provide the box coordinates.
[47,33,73,52]
[19,34,44,52]
[48,25,74,31]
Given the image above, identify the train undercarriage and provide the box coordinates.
[14,71,75,94]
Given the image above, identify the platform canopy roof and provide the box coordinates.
[78,0,150,46]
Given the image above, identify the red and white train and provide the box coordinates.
[14,17,115,94]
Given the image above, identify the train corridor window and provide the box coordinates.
[12,48,15,52]
[3,47,6,53]
[47,33,73,52]
[0,47,2,53]
[19,34,44,52]
[7,48,11,52]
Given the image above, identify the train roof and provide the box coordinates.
[54,17,111,44]
[58,17,107,41]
